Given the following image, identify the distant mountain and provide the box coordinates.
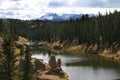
[38,13,94,21]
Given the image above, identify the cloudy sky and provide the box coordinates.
[0,0,120,19]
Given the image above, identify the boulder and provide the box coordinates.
[34,59,50,71]
[57,58,61,68]
[49,55,57,70]
[34,59,45,71]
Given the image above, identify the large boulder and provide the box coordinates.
[49,55,57,70]
[34,59,50,71]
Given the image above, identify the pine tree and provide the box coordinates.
[23,46,33,80]
[1,26,16,80]
[0,47,5,80]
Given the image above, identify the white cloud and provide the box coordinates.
[0,0,120,19]
[45,7,120,15]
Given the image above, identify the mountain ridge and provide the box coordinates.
[37,13,94,21]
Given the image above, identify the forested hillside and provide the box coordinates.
[0,11,120,53]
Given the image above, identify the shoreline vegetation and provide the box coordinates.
[36,41,120,62]
[1,35,120,79]
[13,36,120,62]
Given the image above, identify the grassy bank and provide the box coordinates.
[40,41,120,62]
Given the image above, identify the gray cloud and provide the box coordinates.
[87,0,120,8]
[48,0,120,8]
[0,0,120,19]
[89,0,120,8]
[48,1,66,7]
[9,0,21,1]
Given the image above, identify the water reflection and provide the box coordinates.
[32,50,120,80]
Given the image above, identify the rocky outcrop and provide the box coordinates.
[57,58,62,68]
[34,59,45,71]
[37,55,68,80]
[49,55,57,70]
[15,57,50,72]
[33,59,50,71]
[49,55,62,71]
[10,55,68,80]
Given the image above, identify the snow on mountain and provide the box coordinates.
[38,13,94,21]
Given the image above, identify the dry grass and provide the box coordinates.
[18,36,29,43]
[66,45,85,54]
[14,48,20,55]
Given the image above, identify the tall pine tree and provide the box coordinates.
[1,26,16,80]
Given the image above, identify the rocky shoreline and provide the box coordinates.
[1,36,120,80]
[1,35,120,63]
[0,37,68,80]
[16,55,68,80]
[99,49,120,62]
[37,41,120,62]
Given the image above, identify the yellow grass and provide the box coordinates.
[18,36,29,43]
[14,48,20,55]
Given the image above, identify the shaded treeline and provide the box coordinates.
[0,11,120,52]
[0,20,34,80]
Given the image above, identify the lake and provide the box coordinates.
[32,50,120,80]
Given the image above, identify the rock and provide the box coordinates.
[49,55,57,70]
[34,59,46,71]
[31,58,50,71]
[57,58,62,68]
[32,57,68,80]
[55,67,63,73]
[44,63,51,70]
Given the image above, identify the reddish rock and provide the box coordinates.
[57,58,62,68]
[34,59,50,71]
[49,55,57,70]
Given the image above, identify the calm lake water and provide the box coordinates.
[32,50,120,80]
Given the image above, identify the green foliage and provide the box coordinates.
[0,26,16,80]
[23,46,34,80]
[20,47,24,56]
[0,11,120,52]
[0,19,36,80]
[25,11,120,51]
